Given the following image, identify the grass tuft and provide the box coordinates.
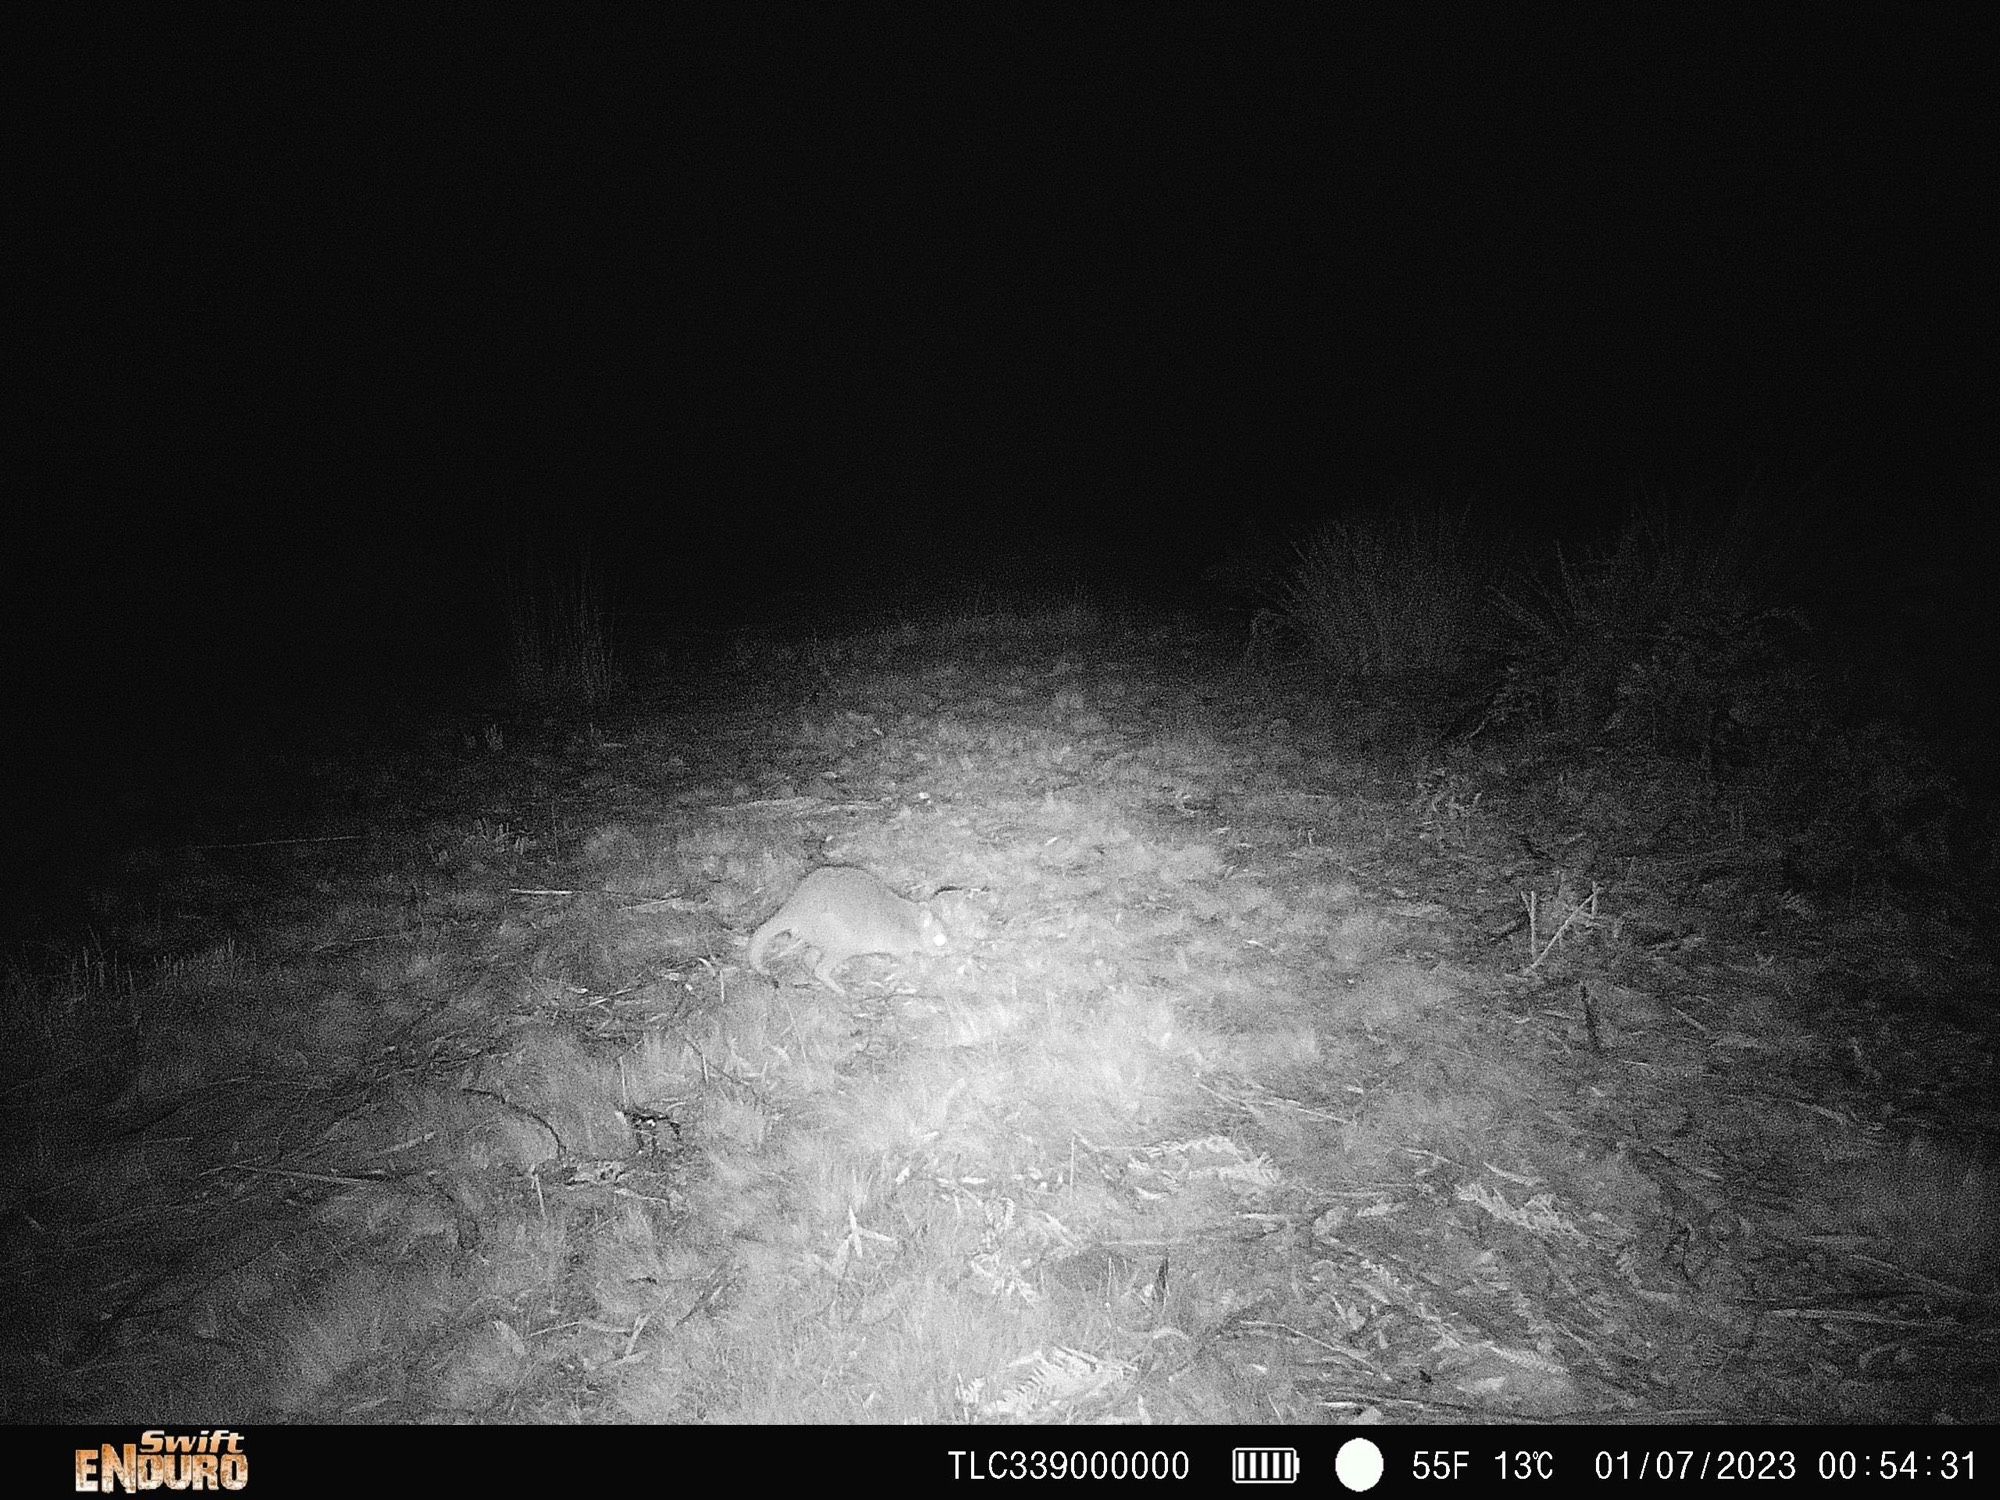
[504,548,620,707]
[1273,505,1485,679]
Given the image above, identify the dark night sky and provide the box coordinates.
[11,10,1997,724]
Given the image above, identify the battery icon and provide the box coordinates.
[1233,1447,1299,1483]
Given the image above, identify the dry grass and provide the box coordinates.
[1271,505,1486,679]
[504,547,620,707]
[5,588,1995,1425]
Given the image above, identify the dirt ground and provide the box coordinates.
[6,615,1995,1422]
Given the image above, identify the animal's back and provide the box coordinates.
[746,866,947,992]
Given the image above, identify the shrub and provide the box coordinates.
[1274,506,1483,679]
[1489,505,1788,746]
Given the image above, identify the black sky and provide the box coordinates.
[11,10,1997,719]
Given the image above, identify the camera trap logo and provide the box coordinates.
[75,1430,248,1493]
